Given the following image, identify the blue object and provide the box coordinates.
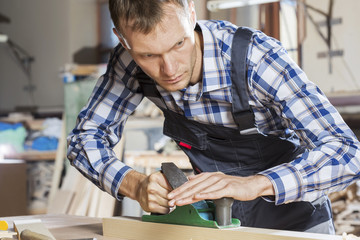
[0,122,23,131]
[31,136,58,151]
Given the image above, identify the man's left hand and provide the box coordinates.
[167,172,275,207]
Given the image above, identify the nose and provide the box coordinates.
[161,53,178,77]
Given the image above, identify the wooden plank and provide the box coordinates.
[0,231,17,238]
[46,190,74,214]
[13,219,55,240]
[96,191,116,218]
[48,115,66,205]
[3,215,103,240]
[87,187,101,217]
[67,177,92,215]
[125,150,192,175]
[103,217,343,240]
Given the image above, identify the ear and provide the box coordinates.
[188,0,197,29]
[112,28,131,50]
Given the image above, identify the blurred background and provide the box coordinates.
[0,0,359,236]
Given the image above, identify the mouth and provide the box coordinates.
[164,74,183,84]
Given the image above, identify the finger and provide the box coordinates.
[173,183,230,206]
[150,172,172,190]
[148,173,172,197]
[150,183,172,199]
[169,172,223,199]
[147,203,170,214]
[194,176,260,202]
[171,196,199,206]
[173,183,227,206]
[150,194,171,209]
[168,173,211,197]
[155,172,173,191]
[187,173,204,180]
[192,176,230,197]
[193,188,227,201]
[156,206,170,214]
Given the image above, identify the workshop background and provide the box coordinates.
[0,0,360,237]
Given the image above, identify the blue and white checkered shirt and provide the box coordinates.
[67,20,360,205]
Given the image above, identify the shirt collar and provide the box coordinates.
[173,21,233,101]
[197,21,232,93]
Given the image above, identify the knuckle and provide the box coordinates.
[148,173,158,182]
[146,183,156,194]
[148,203,156,211]
[202,172,211,178]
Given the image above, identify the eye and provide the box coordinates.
[141,53,154,59]
[176,39,184,47]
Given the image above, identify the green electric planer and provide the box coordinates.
[142,162,241,229]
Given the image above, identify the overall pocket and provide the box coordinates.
[207,135,262,174]
[207,133,299,175]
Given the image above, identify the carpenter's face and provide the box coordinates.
[116,2,201,92]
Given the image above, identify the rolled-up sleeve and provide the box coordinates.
[67,45,143,200]
[248,33,360,205]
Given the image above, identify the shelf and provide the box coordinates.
[5,150,56,161]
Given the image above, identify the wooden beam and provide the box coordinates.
[259,2,280,40]
[103,217,342,240]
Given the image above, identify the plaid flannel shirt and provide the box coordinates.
[67,20,360,205]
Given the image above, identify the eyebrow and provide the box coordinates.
[133,36,186,55]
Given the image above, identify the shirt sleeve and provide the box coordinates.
[248,32,360,205]
[67,44,143,200]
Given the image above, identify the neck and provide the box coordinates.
[190,30,203,85]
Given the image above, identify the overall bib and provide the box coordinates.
[137,27,333,232]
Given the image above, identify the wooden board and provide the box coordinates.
[13,219,55,240]
[3,214,103,240]
[103,217,343,240]
[48,115,66,206]
[46,190,74,214]
[124,150,192,175]
[0,231,17,238]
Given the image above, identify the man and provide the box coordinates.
[67,0,360,234]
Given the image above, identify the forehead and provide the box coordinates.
[123,4,191,54]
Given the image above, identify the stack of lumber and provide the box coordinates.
[330,182,360,236]
[27,161,54,214]
[47,166,118,217]
[46,137,125,217]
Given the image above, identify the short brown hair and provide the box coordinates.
[109,0,190,34]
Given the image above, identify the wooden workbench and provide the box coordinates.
[1,214,346,240]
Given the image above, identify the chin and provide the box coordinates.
[163,82,189,92]
[162,86,183,92]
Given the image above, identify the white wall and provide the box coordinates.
[302,0,360,94]
[194,0,207,20]
[208,5,259,28]
[280,1,298,63]
[0,0,98,113]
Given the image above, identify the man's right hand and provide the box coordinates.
[119,170,172,214]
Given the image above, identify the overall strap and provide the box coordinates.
[135,68,167,110]
[137,27,256,132]
[231,27,256,132]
